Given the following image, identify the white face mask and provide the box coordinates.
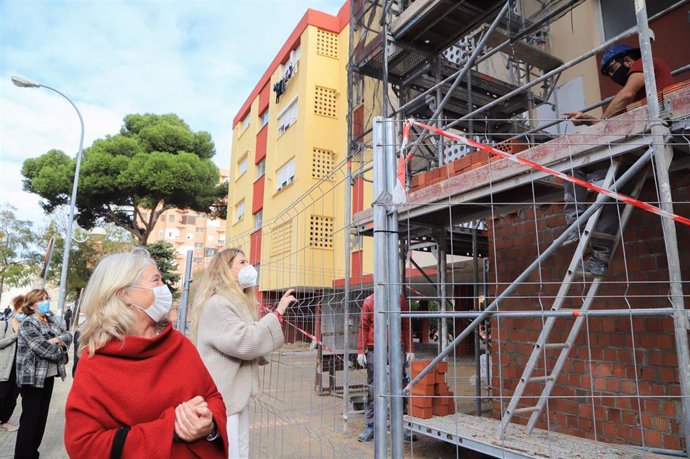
[237,265,258,289]
[131,284,173,323]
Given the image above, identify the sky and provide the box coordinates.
[0,0,345,228]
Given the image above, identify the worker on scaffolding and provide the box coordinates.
[562,43,672,276]
[356,293,414,442]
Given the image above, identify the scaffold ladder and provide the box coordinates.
[497,159,648,438]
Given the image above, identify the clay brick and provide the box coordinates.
[436,361,448,373]
[409,405,432,419]
[410,396,432,408]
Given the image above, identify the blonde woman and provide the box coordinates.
[191,248,295,459]
[64,249,227,458]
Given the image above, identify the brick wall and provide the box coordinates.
[487,170,690,450]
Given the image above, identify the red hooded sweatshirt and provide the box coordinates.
[65,324,228,458]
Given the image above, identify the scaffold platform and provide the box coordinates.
[405,412,667,459]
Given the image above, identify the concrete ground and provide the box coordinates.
[0,348,489,458]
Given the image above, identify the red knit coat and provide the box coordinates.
[65,324,228,458]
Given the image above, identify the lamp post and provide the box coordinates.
[12,76,85,323]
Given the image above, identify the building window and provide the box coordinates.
[260,109,269,129]
[256,159,266,178]
[166,229,180,240]
[219,236,226,245]
[193,257,203,264]
[182,215,196,225]
[158,230,165,239]
[168,214,175,222]
[309,215,334,249]
[312,148,335,180]
[276,159,295,191]
[196,227,206,233]
[314,86,337,118]
[208,219,221,228]
[316,29,338,59]
[237,154,248,178]
[599,0,675,40]
[207,234,215,242]
[254,210,263,231]
[277,97,298,136]
[279,47,300,83]
[195,242,204,248]
[235,200,245,222]
[205,248,218,257]
[241,114,250,131]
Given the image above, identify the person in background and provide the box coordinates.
[356,293,414,443]
[63,306,73,331]
[191,248,296,459]
[14,289,71,459]
[562,43,673,276]
[2,306,10,319]
[64,248,227,458]
[0,296,23,432]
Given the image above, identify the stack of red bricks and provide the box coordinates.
[407,360,456,419]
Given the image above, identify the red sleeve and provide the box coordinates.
[64,363,178,459]
[401,296,413,353]
[357,296,373,354]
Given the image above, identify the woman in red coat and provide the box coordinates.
[65,248,228,458]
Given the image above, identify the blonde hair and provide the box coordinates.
[14,289,49,315]
[190,248,256,343]
[78,248,157,356]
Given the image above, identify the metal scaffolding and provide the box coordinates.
[346,0,690,458]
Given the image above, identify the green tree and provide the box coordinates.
[22,113,227,245]
[146,241,181,298]
[42,220,136,302]
[0,205,38,305]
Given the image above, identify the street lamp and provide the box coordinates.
[12,75,85,322]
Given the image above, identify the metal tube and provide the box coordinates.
[385,118,404,458]
[473,226,481,416]
[404,147,653,393]
[176,250,194,335]
[505,62,689,143]
[635,1,690,453]
[342,0,356,432]
[372,117,389,458]
[400,308,675,319]
[446,23,643,129]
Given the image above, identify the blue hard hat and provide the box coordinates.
[600,44,635,75]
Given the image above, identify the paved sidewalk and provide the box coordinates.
[0,363,72,459]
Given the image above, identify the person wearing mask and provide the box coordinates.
[0,296,23,432]
[562,43,673,276]
[64,249,227,458]
[14,289,71,459]
[356,293,414,442]
[191,248,296,459]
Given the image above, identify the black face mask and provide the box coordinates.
[610,64,630,86]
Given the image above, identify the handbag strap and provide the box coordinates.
[110,426,131,459]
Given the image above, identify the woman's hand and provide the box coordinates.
[174,396,214,442]
[276,289,297,316]
[47,337,65,346]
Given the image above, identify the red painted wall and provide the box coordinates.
[255,125,268,164]
[250,229,262,265]
[252,176,265,214]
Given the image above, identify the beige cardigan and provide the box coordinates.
[196,294,284,415]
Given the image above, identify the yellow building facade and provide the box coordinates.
[228,4,376,293]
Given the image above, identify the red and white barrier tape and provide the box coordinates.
[403,119,690,227]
